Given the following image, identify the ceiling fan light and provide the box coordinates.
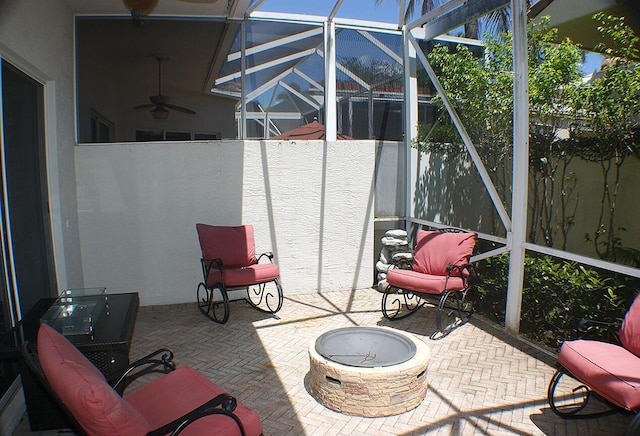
[122,0,159,16]
[152,107,169,120]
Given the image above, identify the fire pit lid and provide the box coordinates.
[315,326,417,367]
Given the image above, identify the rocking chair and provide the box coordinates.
[382,229,477,339]
[196,223,283,324]
[547,293,640,435]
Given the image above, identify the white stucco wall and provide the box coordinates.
[409,147,640,258]
[409,147,498,234]
[75,140,375,306]
[0,1,82,289]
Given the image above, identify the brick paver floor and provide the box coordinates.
[15,288,632,435]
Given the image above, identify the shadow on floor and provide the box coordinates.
[13,289,634,435]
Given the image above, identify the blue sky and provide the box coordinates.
[255,0,603,74]
[582,52,603,74]
[257,0,410,23]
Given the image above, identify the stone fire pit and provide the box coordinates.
[308,326,430,417]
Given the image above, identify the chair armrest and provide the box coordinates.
[146,393,245,436]
[257,252,274,263]
[110,348,176,393]
[202,258,223,268]
[447,263,474,276]
[576,318,621,341]
[391,258,413,270]
[201,258,223,275]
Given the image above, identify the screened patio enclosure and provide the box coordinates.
[228,0,640,334]
[7,0,640,433]
[214,16,484,140]
[67,0,640,330]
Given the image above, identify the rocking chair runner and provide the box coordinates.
[547,293,640,435]
[196,223,283,324]
[382,229,477,339]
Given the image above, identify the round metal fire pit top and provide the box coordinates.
[315,326,417,367]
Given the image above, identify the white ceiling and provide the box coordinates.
[76,18,226,95]
[70,0,251,96]
[63,0,235,17]
[530,0,640,53]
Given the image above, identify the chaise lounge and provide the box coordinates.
[23,323,263,435]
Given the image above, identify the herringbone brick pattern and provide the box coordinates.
[15,288,632,435]
[132,289,631,435]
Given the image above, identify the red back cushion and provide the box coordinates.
[196,224,257,268]
[412,230,477,276]
[619,294,640,357]
[37,323,149,435]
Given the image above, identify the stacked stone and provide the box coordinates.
[376,229,413,292]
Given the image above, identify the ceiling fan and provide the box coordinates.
[134,56,196,120]
[122,0,219,26]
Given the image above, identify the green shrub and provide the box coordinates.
[472,253,639,350]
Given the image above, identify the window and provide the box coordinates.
[135,130,220,141]
[90,110,114,143]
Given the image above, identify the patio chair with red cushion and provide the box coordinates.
[22,323,263,436]
[196,223,283,324]
[547,293,640,435]
[382,228,477,339]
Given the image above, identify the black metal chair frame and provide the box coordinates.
[197,252,283,324]
[21,342,247,436]
[547,318,640,435]
[381,228,475,340]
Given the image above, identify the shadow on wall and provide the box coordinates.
[413,149,503,236]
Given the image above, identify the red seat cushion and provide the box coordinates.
[196,224,257,268]
[558,339,640,411]
[412,230,477,276]
[386,268,465,295]
[618,294,640,357]
[37,323,149,435]
[206,263,280,288]
[126,366,263,436]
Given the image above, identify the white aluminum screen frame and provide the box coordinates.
[239,1,640,334]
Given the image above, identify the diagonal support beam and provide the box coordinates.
[244,44,325,102]
[409,33,512,231]
[227,28,323,62]
[407,0,467,30]
[293,68,323,91]
[216,47,317,85]
[358,30,403,64]
[245,68,294,102]
[317,48,371,90]
[421,0,510,41]
[279,81,320,109]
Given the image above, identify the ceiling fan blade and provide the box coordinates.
[134,103,156,111]
[165,104,196,115]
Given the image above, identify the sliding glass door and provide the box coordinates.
[0,59,56,399]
